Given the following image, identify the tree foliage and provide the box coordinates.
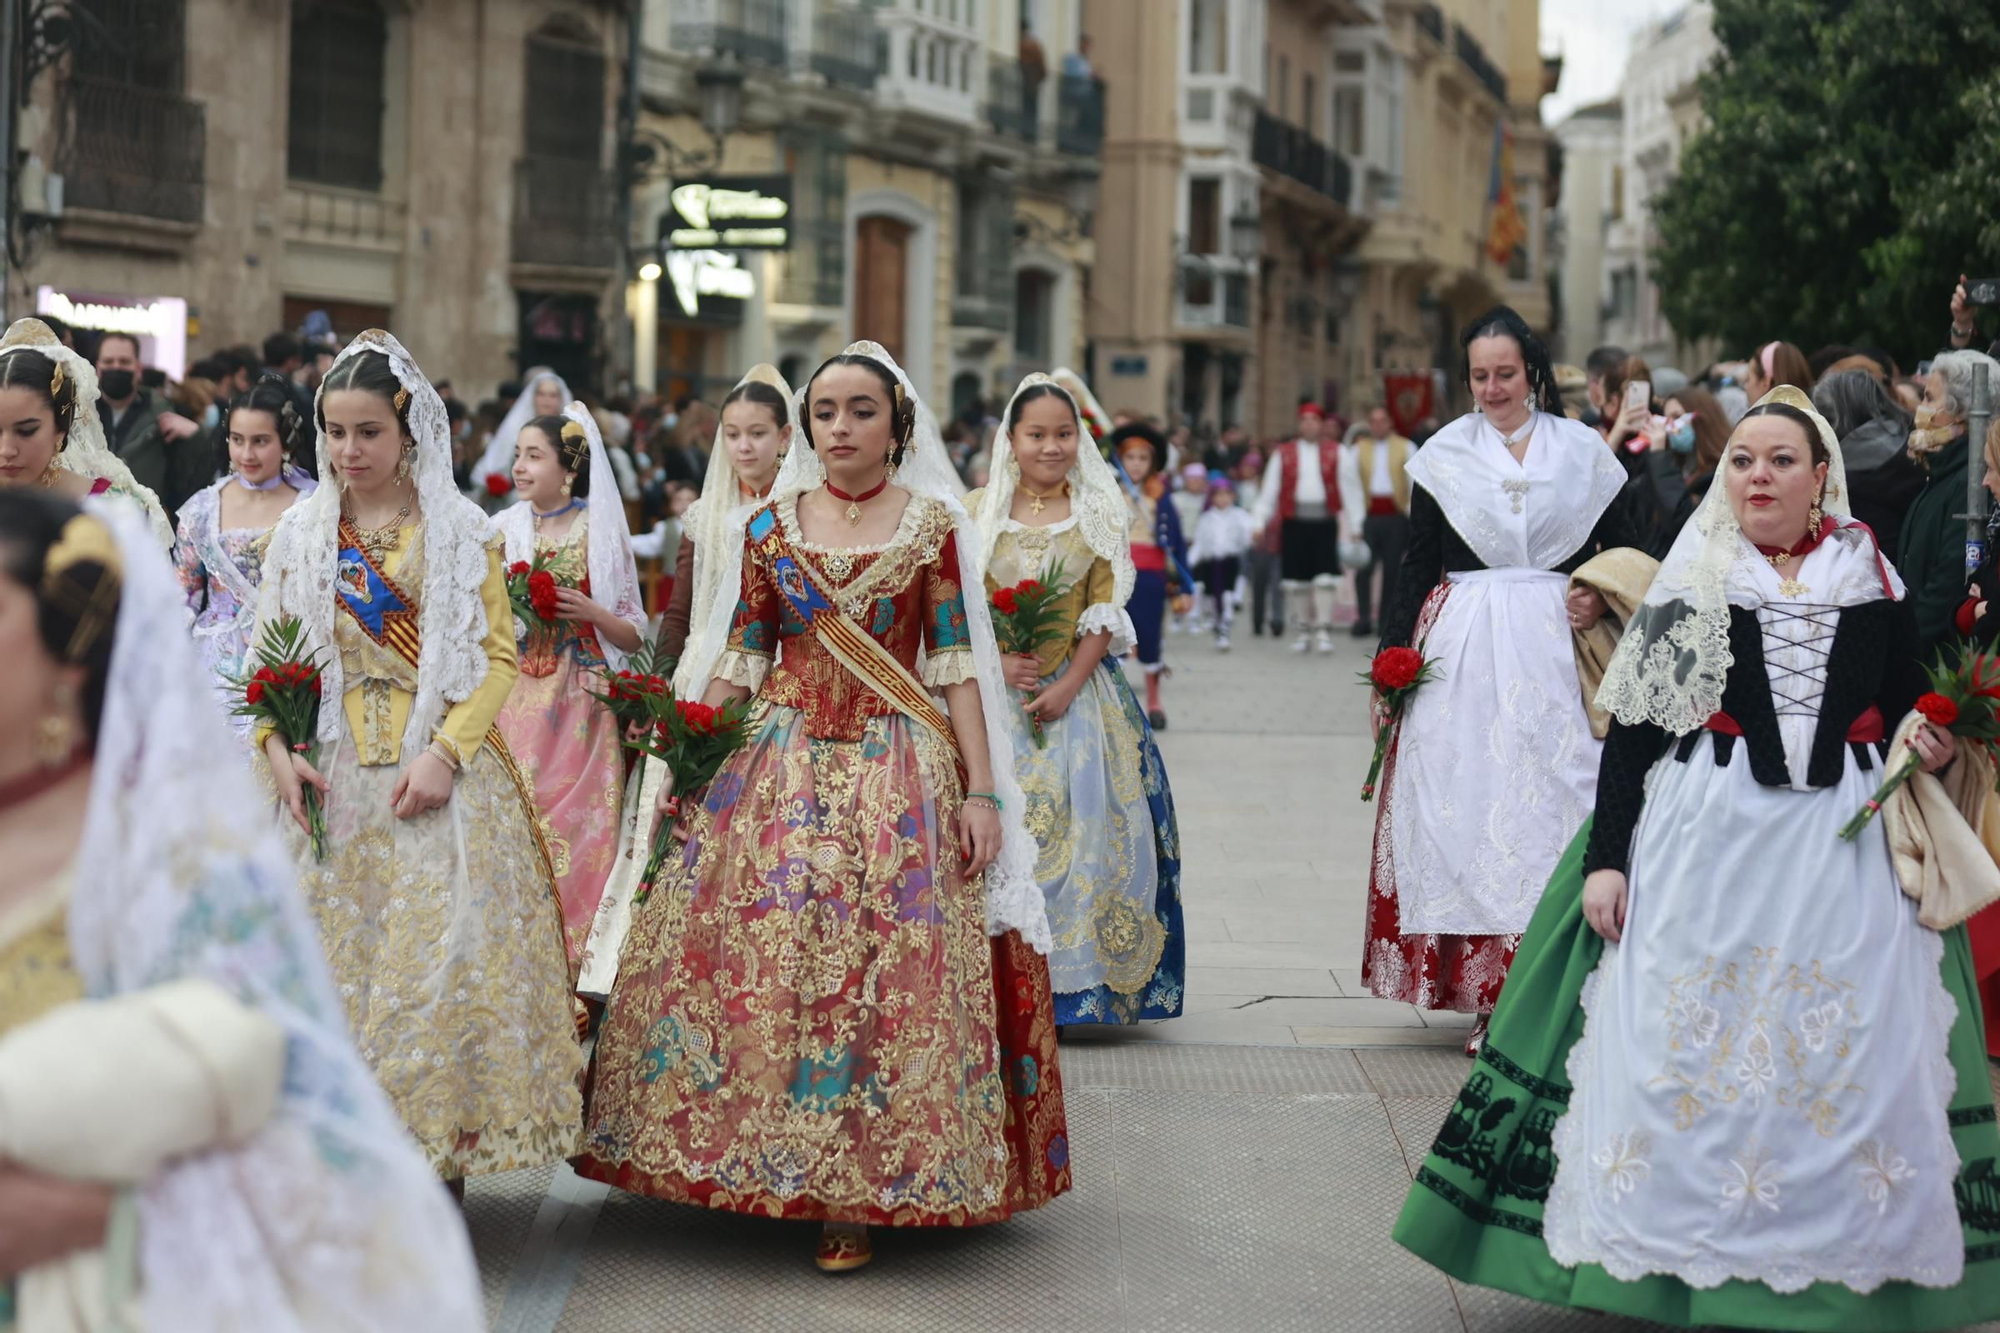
[1651,0,2000,365]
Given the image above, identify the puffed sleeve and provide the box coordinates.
[1075,554,1136,651]
[715,534,779,691]
[920,529,977,687]
[434,540,519,765]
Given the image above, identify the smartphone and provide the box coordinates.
[1625,379,1651,409]
[1967,278,2000,306]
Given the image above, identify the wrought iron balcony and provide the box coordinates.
[986,56,1038,142]
[671,0,789,69]
[811,2,879,91]
[58,76,205,224]
[1056,74,1105,156]
[1251,109,1352,207]
[512,155,617,270]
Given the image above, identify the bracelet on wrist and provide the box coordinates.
[1954,324,1976,339]
[426,736,462,772]
[964,791,1003,811]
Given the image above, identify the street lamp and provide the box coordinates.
[638,261,662,282]
[697,54,746,143]
[625,54,748,184]
[1227,207,1263,264]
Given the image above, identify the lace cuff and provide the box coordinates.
[921,647,977,688]
[716,650,770,692]
[1076,602,1136,655]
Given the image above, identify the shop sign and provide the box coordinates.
[664,249,755,321]
[35,287,189,378]
[661,176,792,251]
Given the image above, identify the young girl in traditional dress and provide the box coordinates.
[576,343,1068,1273]
[1396,388,2000,1330]
[494,407,645,966]
[579,366,792,1002]
[971,373,1185,1026]
[1106,422,1189,730]
[471,368,569,508]
[173,374,317,736]
[256,330,581,1187]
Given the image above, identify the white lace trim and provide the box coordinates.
[716,649,770,691]
[922,649,978,688]
[1077,602,1136,654]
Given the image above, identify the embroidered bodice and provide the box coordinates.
[175,524,270,634]
[521,517,604,677]
[982,515,1121,676]
[0,877,81,1036]
[723,494,973,740]
[335,523,426,697]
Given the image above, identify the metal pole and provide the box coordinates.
[611,0,644,396]
[1970,363,1993,578]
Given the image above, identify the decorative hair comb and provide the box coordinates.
[44,513,122,662]
[393,387,410,413]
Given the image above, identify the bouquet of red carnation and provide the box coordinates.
[587,631,677,731]
[232,615,329,860]
[505,552,561,635]
[989,559,1072,749]
[484,473,512,498]
[623,692,756,904]
[1358,645,1441,801]
[1839,643,2000,841]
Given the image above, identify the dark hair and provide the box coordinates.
[94,331,141,364]
[1600,355,1656,416]
[721,379,790,429]
[1584,345,1629,379]
[1856,346,1901,381]
[1753,340,1814,394]
[523,412,590,498]
[1810,368,1911,442]
[1006,382,1078,433]
[1806,345,1855,380]
[0,489,117,746]
[802,353,915,464]
[218,373,312,476]
[1106,422,1168,475]
[263,331,301,368]
[1460,306,1563,415]
[1734,401,1829,467]
[0,347,78,438]
[315,348,411,436]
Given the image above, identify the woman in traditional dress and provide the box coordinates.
[256,330,582,1186]
[1395,388,2000,1329]
[494,406,645,966]
[471,367,569,508]
[0,488,483,1329]
[1366,305,1636,1053]
[576,342,1069,1273]
[1105,422,1189,730]
[172,373,317,735]
[579,366,793,1002]
[969,373,1185,1026]
[0,318,172,547]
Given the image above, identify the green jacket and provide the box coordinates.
[1899,433,1972,658]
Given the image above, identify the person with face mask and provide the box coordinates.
[1897,350,2000,658]
[94,332,207,523]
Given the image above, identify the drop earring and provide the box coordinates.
[36,681,77,766]
[561,475,574,499]
[1808,494,1824,537]
[395,442,414,483]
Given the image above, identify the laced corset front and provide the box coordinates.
[1762,599,1839,791]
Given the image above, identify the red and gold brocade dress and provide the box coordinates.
[576,493,1071,1225]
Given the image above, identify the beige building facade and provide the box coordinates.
[13,0,622,396]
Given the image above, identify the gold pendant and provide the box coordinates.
[1778,578,1809,598]
[1029,493,1046,515]
[844,501,861,525]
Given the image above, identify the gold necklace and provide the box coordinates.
[1764,550,1808,599]
[345,499,412,561]
[1021,480,1070,515]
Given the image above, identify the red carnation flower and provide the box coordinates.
[254,665,278,684]
[1916,692,1960,727]
[509,561,531,577]
[1370,646,1424,693]
[485,473,511,497]
[1017,579,1045,598]
[992,587,1019,615]
[244,680,266,706]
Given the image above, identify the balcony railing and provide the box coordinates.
[986,56,1038,141]
[670,0,789,68]
[1453,23,1507,102]
[1056,73,1105,156]
[1251,109,1352,207]
[285,182,405,246]
[811,3,878,90]
[1178,262,1251,331]
[58,76,205,224]
[1415,3,1445,46]
[512,155,617,270]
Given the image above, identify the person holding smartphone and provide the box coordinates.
[1948,273,2000,358]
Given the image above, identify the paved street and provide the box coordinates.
[462,627,2000,1332]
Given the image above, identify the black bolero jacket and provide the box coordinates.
[1582,597,1926,876]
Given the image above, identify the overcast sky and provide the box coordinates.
[1540,0,1684,123]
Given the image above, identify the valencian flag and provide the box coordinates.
[1484,120,1527,267]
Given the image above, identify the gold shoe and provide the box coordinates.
[815,1226,872,1273]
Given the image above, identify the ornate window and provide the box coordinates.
[288,0,388,190]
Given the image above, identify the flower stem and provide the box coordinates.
[1838,751,1921,842]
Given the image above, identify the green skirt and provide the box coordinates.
[1393,818,2000,1331]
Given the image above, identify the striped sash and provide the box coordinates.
[334,518,422,669]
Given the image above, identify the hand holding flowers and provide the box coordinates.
[1839,644,2000,841]
[237,616,329,858]
[1358,645,1440,801]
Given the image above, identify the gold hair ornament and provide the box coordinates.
[393,387,411,413]
[43,513,123,662]
[49,361,64,399]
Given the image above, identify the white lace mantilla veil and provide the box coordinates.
[472,367,571,494]
[1595,384,1878,735]
[672,363,795,699]
[259,328,497,765]
[0,318,172,547]
[494,404,647,672]
[70,499,484,1330]
[971,372,1136,651]
[760,340,1050,951]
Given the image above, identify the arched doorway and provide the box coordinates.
[853,215,913,365]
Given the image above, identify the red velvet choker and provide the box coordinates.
[0,751,88,815]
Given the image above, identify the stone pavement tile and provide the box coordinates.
[1179,991,1265,1015]
[552,1088,1123,1333]
[1070,1007,1300,1045]
[1188,941,1349,971]
[466,1162,558,1323]
[1109,1088,1465,1333]
[1419,1009,1480,1028]
[1185,965,1343,997]
[1295,1025,1469,1048]
[1330,967,1365,996]
[1218,909,1360,946]
[1355,1048,1481,1097]
[1377,1093,1453,1178]
[1057,1039,1373,1096]
[1223,996,1423,1027]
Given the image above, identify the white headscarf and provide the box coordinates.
[473,367,571,498]
[673,364,794,698]
[740,341,1051,950]
[65,497,484,1329]
[1595,385,1893,735]
[0,318,172,547]
[260,329,497,764]
[495,402,647,672]
[971,372,1136,651]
